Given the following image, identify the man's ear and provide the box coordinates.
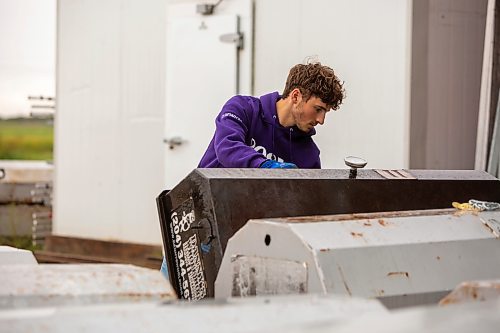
[291,88,302,104]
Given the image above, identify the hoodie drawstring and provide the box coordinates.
[289,128,293,163]
[272,115,276,152]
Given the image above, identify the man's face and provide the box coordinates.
[292,93,329,132]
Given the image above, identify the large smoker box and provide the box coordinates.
[156,168,500,300]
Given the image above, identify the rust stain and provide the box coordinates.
[319,248,330,252]
[276,209,455,224]
[452,210,469,217]
[439,282,500,306]
[439,297,458,306]
[363,222,372,226]
[378,219,387,226]
[377,289,385,296]
[436,256,441,260]
[387,271,410,278]
[350,232,363,237]
[440,289,473,306]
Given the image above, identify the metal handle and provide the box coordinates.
[0,168,5,180]
[164,136,186,150]
[344,156,367,179]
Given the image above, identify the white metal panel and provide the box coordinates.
[216,210,500,308]
[0,246,37,265]
[0,294,386,333]
[164,14,238,189]
[0,264,175,308]
[253,0,412,169]
[55,0,167,244]
[268,300,500,333]
[163,0,254,189]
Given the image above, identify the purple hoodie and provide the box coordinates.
[198,92,321,168]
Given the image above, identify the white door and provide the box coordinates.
[164,14,240,189]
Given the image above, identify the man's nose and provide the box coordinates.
[316,112,326,125]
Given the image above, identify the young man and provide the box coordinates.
[198,61,345,169]
[160,61,345,280]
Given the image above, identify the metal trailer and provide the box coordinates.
[0,264,176,309]
[156,168,500,300]
[215,209,500,308]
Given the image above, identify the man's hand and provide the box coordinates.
[259,160,298,169]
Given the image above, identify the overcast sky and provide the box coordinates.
[0,0,55,118]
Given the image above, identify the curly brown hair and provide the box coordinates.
[282,62,345,111]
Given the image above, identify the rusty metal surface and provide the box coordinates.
[0,264,175,308]
[216,210,500,309]
[157,168,500,300]
[0,204,51,237]
[374,169,416,179]
[271,208,457,224]
[0,294,386,333]
[0,183,47,204]
[439,280,500,305]
[35,235,163,269]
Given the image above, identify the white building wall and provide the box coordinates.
[55,0,412,245]
[55,0,167,244]
[253,0,412,169]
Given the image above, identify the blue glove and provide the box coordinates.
[160,256,169,279]
[260,160,298,169]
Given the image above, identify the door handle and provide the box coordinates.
[164,136,186,150]
[219,33,243,49]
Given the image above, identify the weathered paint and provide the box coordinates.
[0,264,176,308]
[439,280,500,305]
[216,209,500,309]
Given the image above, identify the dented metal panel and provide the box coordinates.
[157,169,500,299]
[0,264,175,308]
[216,209,500,308]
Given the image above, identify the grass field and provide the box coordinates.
[0,118,53,160]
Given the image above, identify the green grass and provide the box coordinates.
[0,118,53,160]
[0,235,42,251]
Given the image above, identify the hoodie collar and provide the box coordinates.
[259,92,316,138]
